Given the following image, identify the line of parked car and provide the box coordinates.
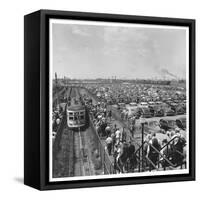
[118,98,186,119]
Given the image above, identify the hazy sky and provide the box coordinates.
[52,21,187,79]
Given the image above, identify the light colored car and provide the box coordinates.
[148,101,156,106]
[129,102,137,107]
[140,102,148,108]
[144,120,161,133]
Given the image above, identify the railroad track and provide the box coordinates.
[53,86,94,178]
[73,129,93,176]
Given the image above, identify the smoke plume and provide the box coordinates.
[160,68,177,79]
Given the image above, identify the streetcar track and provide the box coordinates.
[73,129,93,176]
[54,87,96,178]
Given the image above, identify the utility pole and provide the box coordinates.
[55,72,59,108]
[140,118,146,172]
[141,122,144,171]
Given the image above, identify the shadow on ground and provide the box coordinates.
[14,177,24,184]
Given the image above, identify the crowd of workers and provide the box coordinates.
[143,128,186,170]
[52,105,64,142]
[83,88,186,173]
[84,99,136,172]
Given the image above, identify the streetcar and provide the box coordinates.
[67,97,86,129]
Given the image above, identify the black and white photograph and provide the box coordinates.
[0,0,199,197]
[49,19,190,182]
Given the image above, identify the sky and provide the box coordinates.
[52,20,187,80]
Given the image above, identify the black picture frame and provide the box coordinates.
[24,9,195,190]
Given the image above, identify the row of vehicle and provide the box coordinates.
[143,116,186,134]
[118,99,186,119]
[160,117,186,131]
[86,83,186,106]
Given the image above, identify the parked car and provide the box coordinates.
[117,102,126,110]
[170,102,178,110]
[139,102,149,108]
[176,107,185,115]
[144,120,161,133]
[159,118,176,131]
[176,116,186,130]
[140,107,152,118]
[148,101,156,106]
[165,100,173,106]
[129,102,137,107]
[131,107,142,119]
[154,108,165,117]
[165,107,176,116]
[155,101,163,106]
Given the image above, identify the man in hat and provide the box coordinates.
[113,124,117,133]
[171,128,185,166]
[121,127,127,142]
[147,133,161,170]
[160,139,169,168]
[115,129,121,145]
[128,141,137,171]
[105,135,113,156]
[105,125,111,138]
[108,110,112,122]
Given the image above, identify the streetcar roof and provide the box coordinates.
[67,105,85,111]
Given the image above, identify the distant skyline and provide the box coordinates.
[51,20,188,80]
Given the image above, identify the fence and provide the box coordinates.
[89,116,115,175]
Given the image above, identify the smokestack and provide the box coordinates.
[55,72,58,84]
[160,68,177,79]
